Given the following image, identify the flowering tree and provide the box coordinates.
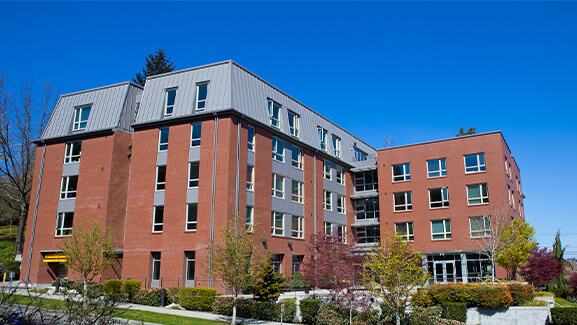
[567,273,577,300]
[519,247,562,288]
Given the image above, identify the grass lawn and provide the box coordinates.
[0,225,17,237]
[555,297,577,307]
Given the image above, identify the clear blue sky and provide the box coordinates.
[1,1,576,256]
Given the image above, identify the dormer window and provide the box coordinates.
[196,83,208,111]
[164,89,176,117]
[73,105,91,131]
[268,100,281,128]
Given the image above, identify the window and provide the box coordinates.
[60,176,78,199]
[247,126,255,151]
[337,194,346,214]
[189,163,199,188]
[272,137,284,162]
[151,252,161,281]
[354,147,367,162]
[429,187,449,208]
[470,216,491,238]
[336,165,345,185]
[272,174,284,198]
[467,183,489,205]
[508,186,512,206]
[394,192,412,212]
[392,163,410,182]
[464,153,486,173]
[324,222,346,243]
[55,212,74,236]
[292,180,303,203]
[318,127,327,150]
[153,206,164,232]
[268,100,281,128]
[354,170,378,191]
[186,204,197,231]
[271,212,284,236]
[323,160,332,180]
[504,157,509,177]
[185,251,195,281]
[156,166,166,191]
[292,215,304,238]
[292,255,304,275]
[164,89,176,117]
[431,219,451,240]
[427,158,446,178]
[247,165,254,191]
[354,226,380,244]
[288,111,300,138]
[323,190,332,210]
[354,198,379,220]
[191,122,201,147]
[158,127,169,151]
[395,222,414,241]
[272,254,283,273]
[73,105,91,131]
[134,102,140,119]
[64,141,82,163]
[246,206,253,231]
[332,135,341,158]
[196,83,208,111]
[291,145,303,169]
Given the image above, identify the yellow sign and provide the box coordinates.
[43,254,68,263]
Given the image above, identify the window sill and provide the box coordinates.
[185,229,197,233]
[427,175,447,179]
[467,202,489,206]
[431,237,452,241]
[393,209,413,213]
[392,180,411,184]
[465,170,486,175]
[291,200,304,205]
[291,165,303,171]
[271,234,285,238]
[430,206,450,210]
[151,231,163,234]
[59,197,76,200]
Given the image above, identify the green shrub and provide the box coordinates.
[429,283,476,306]
[123,279,141,301]
[550,307,577,325]
[549,288,569,299]
[359,309,380,325]
[315,303,348,325]
[167,287,179,305]
[178,287,217,311]
[103,279,123,298]
[507,284,534,306]
[534,291,555,297]
[300,298,321,324]
[522,300,547,306]
[272,298,297,322]
[411,288,433,307]
[474,285,512,309]
[442,302,467,323]
[251,301,272,321]
[132,287,162,306]
[380,303,396,325]
[409,306,442,325]
[211,297,254,318]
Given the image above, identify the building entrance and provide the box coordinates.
[433,260,456,283]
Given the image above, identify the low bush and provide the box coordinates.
[251,301,272,321]
[411,306,464,325]
[550,307,577,325]
[380,303,396,325]
[550,287,569,299]
[534,291,555,297]
[123,279,141,301]
[211,297,254,318]
[167,287,179,305]
[359,309,380,325]
[411,288,433,307]
[132,287,162,306]
[475,285,512,309]
[508,284,534,306]
[300,298,321,324]
[178,287,217,311]
[568,273,577,300]
[53,279,103,295]
[272,298,297,322]
[103,279,123,299]
[315,303,348,325]
[424,283,512,309]
[522,300,547,306]
[442,302,467,323]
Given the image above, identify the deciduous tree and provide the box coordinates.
[133,49,175,86]
[519,246,562,288]
[496,219,537,280]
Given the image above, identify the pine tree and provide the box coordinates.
[456,127,476,137]
[250,258,285,301]
[549,230,569,289]
[133,49,175,86]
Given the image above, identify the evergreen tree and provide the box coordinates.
[250,257,285,301]
[549,230,570,289]
[133,49,175,86]
[456,127,476,137]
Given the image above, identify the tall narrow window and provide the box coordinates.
[324,222,346,243]
[288,111,300,138]
[292,180,303,203]
[153,206,164,232]
[188,162,199,188]
[323,160,332,180]
[158,127,169,151]
[151,252,161,280]
[247,126,255,151]
[271,212,284,236]
[332,135,341,158]
[272,137,284,162]
[336,165,345,185]
[318,127,327,150]
[64,141,82,163]
[292,215,304,238]
[246,206,253,231]
[272,254,284,273]
[291,145,303,169]
[247,165,254,191]
[196,83,208,111]
[429,187,449,208]
[156,166,166,191]
[191,122,202,147]
[464,153,486,173]
[427,158,447,178]
[272,174,284,198]
[134,102,140,119]
[60,176,78,199]
[292,255,304,275]
[431,219,451,240]
[55,212,74,236]
[185,251,195,281]
[164,89,176,117]
[467,183,489,205]
[268,100,281,128]
[73,105,91,131]
[186,204,197,230]
[392,163,410,182]
[354,147,367,162]
[395,222,414,241]
[393,191,412,211]
[323,190,332,211]
[337,194,346,214]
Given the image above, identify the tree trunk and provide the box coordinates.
[15,201,29,256]
[231,295,237,325]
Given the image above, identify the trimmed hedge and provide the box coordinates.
[421,283,515,308]
[411,306,463,325]
[508,284,534,306]
[272,298,296,323]
[212,297,254,318]
[103,279,123,299]
[549,288,569,299]
[132,287,162,306]
[551,307,577,325]
[178,287,217,311]
[315,303,349,325]
[300,298,321,324]
[411,288,434,307]
[251,301,272,320]
[442,302,467,323]
[123,279,141,301]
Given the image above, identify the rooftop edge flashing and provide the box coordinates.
[33,128,117,144]
[58,81,142,99]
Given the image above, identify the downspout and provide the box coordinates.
[234,116,241,230]
[25,143,47,284]
[313,150,317,283]
[208,116,219,288]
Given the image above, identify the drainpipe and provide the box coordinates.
[313,150,317,283]
[234,116,241,231]
[208,116,219,288]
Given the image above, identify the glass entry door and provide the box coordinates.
[434,261,456,283]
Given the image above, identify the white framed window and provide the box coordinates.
[464,153,486,173]
[354,198,379,220]
[393,191,412,212]
[292,180,303,203]
[268,100,281,128]
[164,89,176,117]
[185,251,195,281]
[195,83,208,111]
[467,183,489,205]
[508,162,512,180]
[427,158,446,178]
[395,222,414,241]
[151,252,161,280]
[323,160,332,180]
[354,226,380,244]
[188,162,199,188]
[64,141,82,163]
[431,219,451,240]
[323,190,332,210]
[291,145,303,169]
[272,174,284,198]
[292,215,304,238]
[60,176,78,199]
[272,254,283,273]
[247,125,255,151]
[324,222,346,243]
[337,194,346,214]
[55,212,74,236]
[247,165,254,191]
[156,166,166,191]
[335,165,345,185]
[332,135,341,158]
[504,157,509,177]
[318,127,327,150]
[158,127,169,151]
[354,170,378,191]
[272,137,284,162]
[470,215,491,238]
[153,206,164,232]
[191,122,201,147]
[354,147,367,162]
[271,211,284,236]
[72,105,91,131]
[292,255,304,275]
[429,187,449,208]
[288,111,300,138]
[508,185,512,206]
[186,204,197,231]
[392,163,410,182]
[246,206,253,231]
